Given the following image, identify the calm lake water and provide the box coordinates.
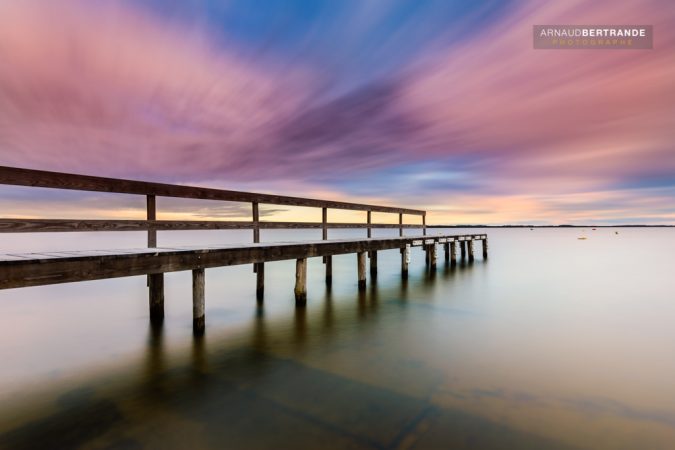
[1,228,674,449]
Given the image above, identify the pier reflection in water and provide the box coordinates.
[2,229,675,449]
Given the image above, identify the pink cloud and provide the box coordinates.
[0,0,312,179]
[1,0,674,224]
[402,0,675,193]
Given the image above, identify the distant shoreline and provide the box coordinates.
[427,224,675,228]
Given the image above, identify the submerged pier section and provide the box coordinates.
[0,166,488,335]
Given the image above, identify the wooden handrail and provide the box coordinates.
[0,166,424,215]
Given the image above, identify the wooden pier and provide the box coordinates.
[0,166,488,335]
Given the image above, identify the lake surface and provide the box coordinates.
[1,228,674,449]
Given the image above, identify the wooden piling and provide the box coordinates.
[322,207,332,285]
[430,243,437,269]
[148,273,164,323]
[460,240,466,260]
[425,245,430,266]
[402,245,410,278]
[444,243,449,263]
[468,239,474,261]
[295,258,307,304]
[483,237,489,259]
[450,241,457,265]
[192,268,205,335]
[370,250,378,277]
[256,263,265,301]
[325,255,333,285]
[357,252,367,291]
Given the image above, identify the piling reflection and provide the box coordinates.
[0,258,583,450]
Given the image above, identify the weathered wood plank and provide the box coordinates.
[0,234,487,289]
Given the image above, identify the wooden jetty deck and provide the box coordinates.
[0,166,488,334]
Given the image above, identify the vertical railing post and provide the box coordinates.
[146,194,163,323]
[422,213,427,236]
[399,213,403,237]
[147,195,157,247]
[252,202,260,243]
[252,202,264,300]
[322,207,328,241]
[367,210,372,238]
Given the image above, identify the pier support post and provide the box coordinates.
[444,243,449,263]
[192,268,205,336]
[425,246,430,266]
[460,240,466,260]
[357,252,367,291]
[148,273,164,323]
[370,251,378,277]
[402,245,410,278]
[295,258,307,305]
[256,263,265,301]
[483,238,488,259]
[325,255,332,286]
[450,241,457,265]
[468,239,474,261]
[430,244,437,269]
[252,202,264,300]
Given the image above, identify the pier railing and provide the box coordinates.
[0,166,489,335]
[0,166,426,244]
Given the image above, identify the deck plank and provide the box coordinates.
[0,234,486,289]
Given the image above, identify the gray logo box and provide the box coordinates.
[533,25,653,49]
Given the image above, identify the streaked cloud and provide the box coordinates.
[0,0,673,224]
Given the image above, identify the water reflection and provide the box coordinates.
[3,229,675,449]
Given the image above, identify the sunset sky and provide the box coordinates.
[1,0,674,225]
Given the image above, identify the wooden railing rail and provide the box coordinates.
[0,166,426,239]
